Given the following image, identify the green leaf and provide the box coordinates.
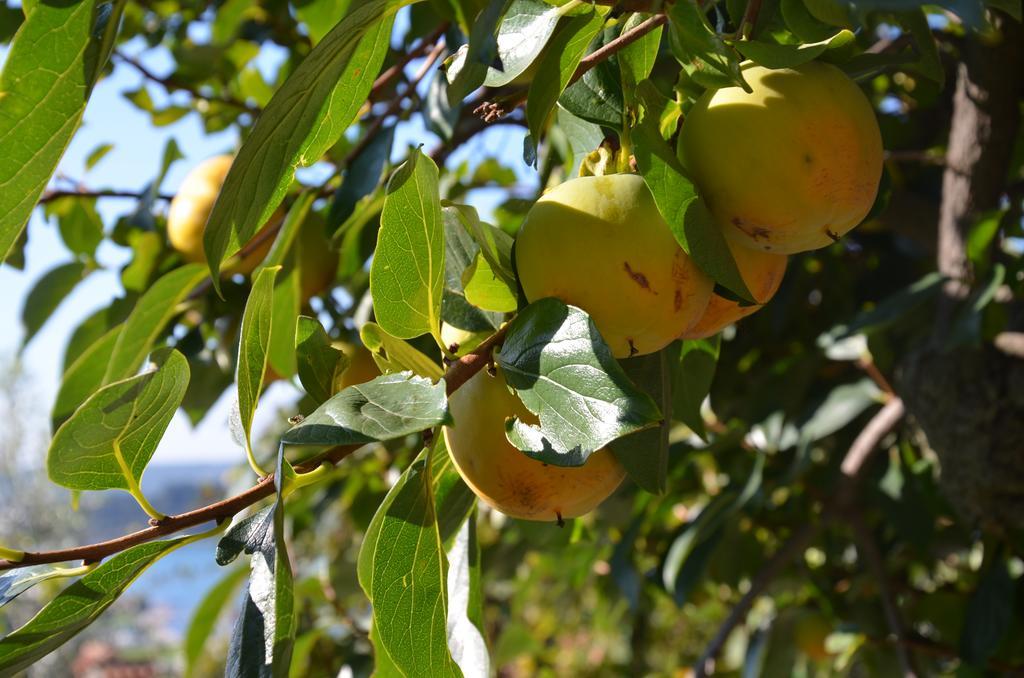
[202,6,397,285]
[672,336,720,440]
[360,322,445,379]
[20,261,89,348]
[357,446,463,677]
[526,7,605,143]
[558,50,625,128]
[667,0,747,91]
[731,30,854,69]
[446,0,512,104]
[0,537,194,674]
[817,272,944,347]
[633,88,754,302]
[47,349,189,515]
[328,125,394,233]
[462,252,518,313]
[295,0,353,44]
[237,266,280,465]
[85,143,114,170]
[609,347,675,494]
[797,379,882,447]
[618,12,664,97]
[497,298,662,467]
[0,5,23,43]
[901,9,944,86]
[52,325,122,430]
[281,372,449,446]
[555,105,604,176]
[946,263,1006,349]
[448,203,517,292]
[103,263,208,385]
[45,196,104,257]
[0,565,77,609]
[780,0,837,41]
[370,148,446,342]
[960,556,1016,666]
[441,205,505,332]
[432,436,477,549]
[0,0,126,265]
[268,262,301,380]
[662,452,764,605]
[184,566,249,677]
[295,316,351,405]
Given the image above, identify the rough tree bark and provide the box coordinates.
[899,12,1024,533]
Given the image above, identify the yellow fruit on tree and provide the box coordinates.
[515,174,713,358]
[680,242,787,339]
[443,367,625,522]
[333,341,381,392]
[167,155,275,274]
[681,61,883,254]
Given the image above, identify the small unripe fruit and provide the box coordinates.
[680,242,787,339]
[515,174,713,358]
[167,155,275,274]
[681,62,883,254]
[443,367,625,521]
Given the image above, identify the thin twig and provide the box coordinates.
[851,514,919,677]
[38,188,175,205]
[0,325,507,572]
[695,398,906,676]
[115,51,260,114]
[738,0,764,39]
[857,357,896,398]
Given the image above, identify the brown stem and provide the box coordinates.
[0,321,504,572]
[115,51,260,114]
[738,0,763,39]
[695,398,905,676]
[38,188,175,205]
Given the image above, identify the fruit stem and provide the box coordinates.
[738,0,763,40]
[282,462,334,498]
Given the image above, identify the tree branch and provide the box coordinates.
[38,188,175,205]
[695,398,906,676]
[115,51,260,114]
[0,322,507,572]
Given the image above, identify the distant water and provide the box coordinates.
[84,464,243,635]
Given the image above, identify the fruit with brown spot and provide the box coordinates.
[443,367,625,521]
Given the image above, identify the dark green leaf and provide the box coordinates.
[295,316,351,405]
[960,556,1016,665]
[329,125,394,233]
[610,347,675,494]
[558,47,625,128]
[184,566,248,677]
[672,336,720,440]
[618,12,664,96]
[497,298,662,466]
[731,30,854,69]
[20,261,88,348]
[0,0,126,264]
[446,0,511,104]
[442,205,506,331]
[281,372,449,446]
[667,0,747,91]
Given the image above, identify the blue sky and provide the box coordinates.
[0,11,534,465]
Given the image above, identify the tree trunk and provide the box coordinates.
[899,13,1024,533]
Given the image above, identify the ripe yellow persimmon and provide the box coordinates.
[167,155,275,274]
[515,174,713,358]
[681,61,883,254]
[333,341,381,391]
[443,367,625,522]
[680,242,787,339]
